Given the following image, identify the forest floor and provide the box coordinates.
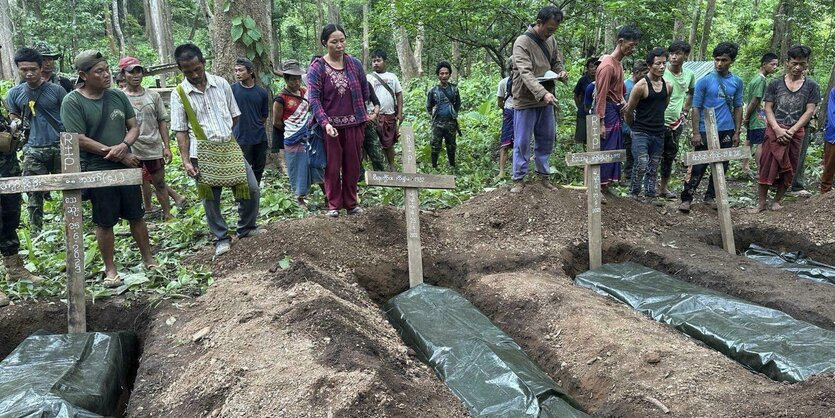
[2,182,835,417]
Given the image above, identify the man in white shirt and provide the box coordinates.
[169,43,261,257]
[367,50,403,170]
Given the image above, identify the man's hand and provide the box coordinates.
[163,147,173,164]
[691,132,702,147]
[773,126,790,143]
[103,142,129,161]
[732,131,740,147]
[325,123,338,137]
[556,70,568,80]
[183,160,199,177]
[121,154,140,168]
[543,92,557,106]
[397,113,404,124]
[9,119,21,133]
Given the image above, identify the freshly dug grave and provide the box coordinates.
[127,260,467,417]
[7,182,825,417]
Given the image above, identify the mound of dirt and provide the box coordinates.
[127,260,466,417]
[65,181,835,416]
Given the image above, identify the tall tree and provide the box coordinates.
[770,0,792,58]
[111,0,126,55]
[688,0,701,57]
[362,1,369,67]
[210,0,273,81]
[326,0,340,24]
[394,26,419,81]
[146,0,175,63]
[0,0,15,81]
[698,0,716,60]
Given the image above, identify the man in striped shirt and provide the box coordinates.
[170,44,261,257]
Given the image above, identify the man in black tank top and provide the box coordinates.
[624,48,673,202]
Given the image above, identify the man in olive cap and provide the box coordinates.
[60,50,157,287]
[33,42,74,93]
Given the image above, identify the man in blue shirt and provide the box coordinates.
[231,58,270,184]
[821,87,835,194]
[678,42,744,213]
[6,47,67,235]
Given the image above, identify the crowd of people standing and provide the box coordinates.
[0,7,834,306]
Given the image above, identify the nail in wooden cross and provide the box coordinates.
[565,114,626,269]
[365,126,456,288]
[0,133,142,332]
[683,107,747,254]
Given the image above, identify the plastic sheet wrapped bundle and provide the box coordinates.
[385,284,588,417]
[744,243,835,285]
[0,331,138,418]
[575,262,835,383]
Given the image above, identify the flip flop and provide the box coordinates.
[144,262,160,271]
[102,274,122,288]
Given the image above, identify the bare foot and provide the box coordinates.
[770,201,783,211]
[748,205,766,214]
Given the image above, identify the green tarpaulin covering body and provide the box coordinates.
[385,284,588,418]
[576,262,835,383]
[0,331,138,418]
[744,243,835,285]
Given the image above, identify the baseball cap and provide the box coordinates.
[118,56,143,72]
[74,50,107,72]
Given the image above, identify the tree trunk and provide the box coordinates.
[0,0,16,82]
[673,19,685,41]
[104,8,118,55]
[698,0,716,61]
[120,0,131,49]
[362,1,369,68]
[147,0,175,64]
[143,0,155,48]
[688,0,701,58]
[210,0,272,82]
[112,0,126,56]
[394,26,419,82]
[450,40,461,82]
[326,0,339,24]
[603,17,616,50]
[413,23,424,76]
[315,0,324,54]
[770,0,792,58]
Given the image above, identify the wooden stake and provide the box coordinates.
[61,133,86,333]
[565,115,625,270]
[0,133,142,332]
[365,126,455,288]
[682,109,745,254]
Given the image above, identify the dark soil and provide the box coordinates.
[4,180,835,417]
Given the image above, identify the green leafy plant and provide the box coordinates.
[231,15,268,61]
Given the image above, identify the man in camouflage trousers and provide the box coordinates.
[6,47,67,235]
[426,61,461,172]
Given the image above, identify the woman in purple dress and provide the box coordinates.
[307,24,370,217]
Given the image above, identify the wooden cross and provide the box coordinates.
[365,126,456,288]
[683,107,747,254]
[565,115,626,270]
[0,133,142,332]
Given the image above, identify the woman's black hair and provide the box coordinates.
[320,24,347,46]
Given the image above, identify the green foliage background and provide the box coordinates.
[2,0,832,305]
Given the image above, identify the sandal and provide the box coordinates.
[102,274,122,288]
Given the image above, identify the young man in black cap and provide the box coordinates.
[60,50,157,287]
[231,58,270,185]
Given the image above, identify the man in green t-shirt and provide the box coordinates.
[60,50,157,288]
[741,52,779,175]
[658,40,695,198]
